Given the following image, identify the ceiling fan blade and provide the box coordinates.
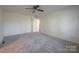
[37,9,44,12]
[36,5,39,8]
[33,5,39,9]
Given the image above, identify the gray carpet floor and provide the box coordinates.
[0,32,79,53]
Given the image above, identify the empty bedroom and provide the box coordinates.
[0,5,79,53]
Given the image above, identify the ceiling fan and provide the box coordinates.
[25,5,44,13]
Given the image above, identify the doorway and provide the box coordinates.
[31,17,40,32]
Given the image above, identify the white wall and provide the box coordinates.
[4,12,32,36]
[0,8,4,43]
[40,6,79,44]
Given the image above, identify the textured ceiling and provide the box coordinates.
[0,5,70,15]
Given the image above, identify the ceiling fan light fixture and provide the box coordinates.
[25,5,44,13]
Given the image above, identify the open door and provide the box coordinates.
[31,17,40,32]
